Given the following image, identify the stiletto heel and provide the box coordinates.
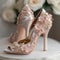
[9,4,34,43]
[5,9,52,55]
[43,33,48,51]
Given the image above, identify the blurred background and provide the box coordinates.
[0,0,60,42]
[49,14,60,42]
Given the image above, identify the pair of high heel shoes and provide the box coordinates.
[5,4,53,55]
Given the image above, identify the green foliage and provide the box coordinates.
[43,2,52,11]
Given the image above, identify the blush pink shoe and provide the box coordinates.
[5,9,53,55]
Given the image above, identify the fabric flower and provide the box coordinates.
[47,0,60,15]
[15,0,24,12]
[24,0,45,11]
[2,8,16,23]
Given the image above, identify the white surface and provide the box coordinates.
[0,37,60,60]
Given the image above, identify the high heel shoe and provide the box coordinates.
[5,9,52,55]
[9,4,34,43]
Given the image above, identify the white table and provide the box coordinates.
[0,37,60,60]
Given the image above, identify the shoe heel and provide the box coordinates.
[43,33,48,51]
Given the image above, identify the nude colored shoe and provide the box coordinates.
[9,4,34,43]
[5,9,52,55]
